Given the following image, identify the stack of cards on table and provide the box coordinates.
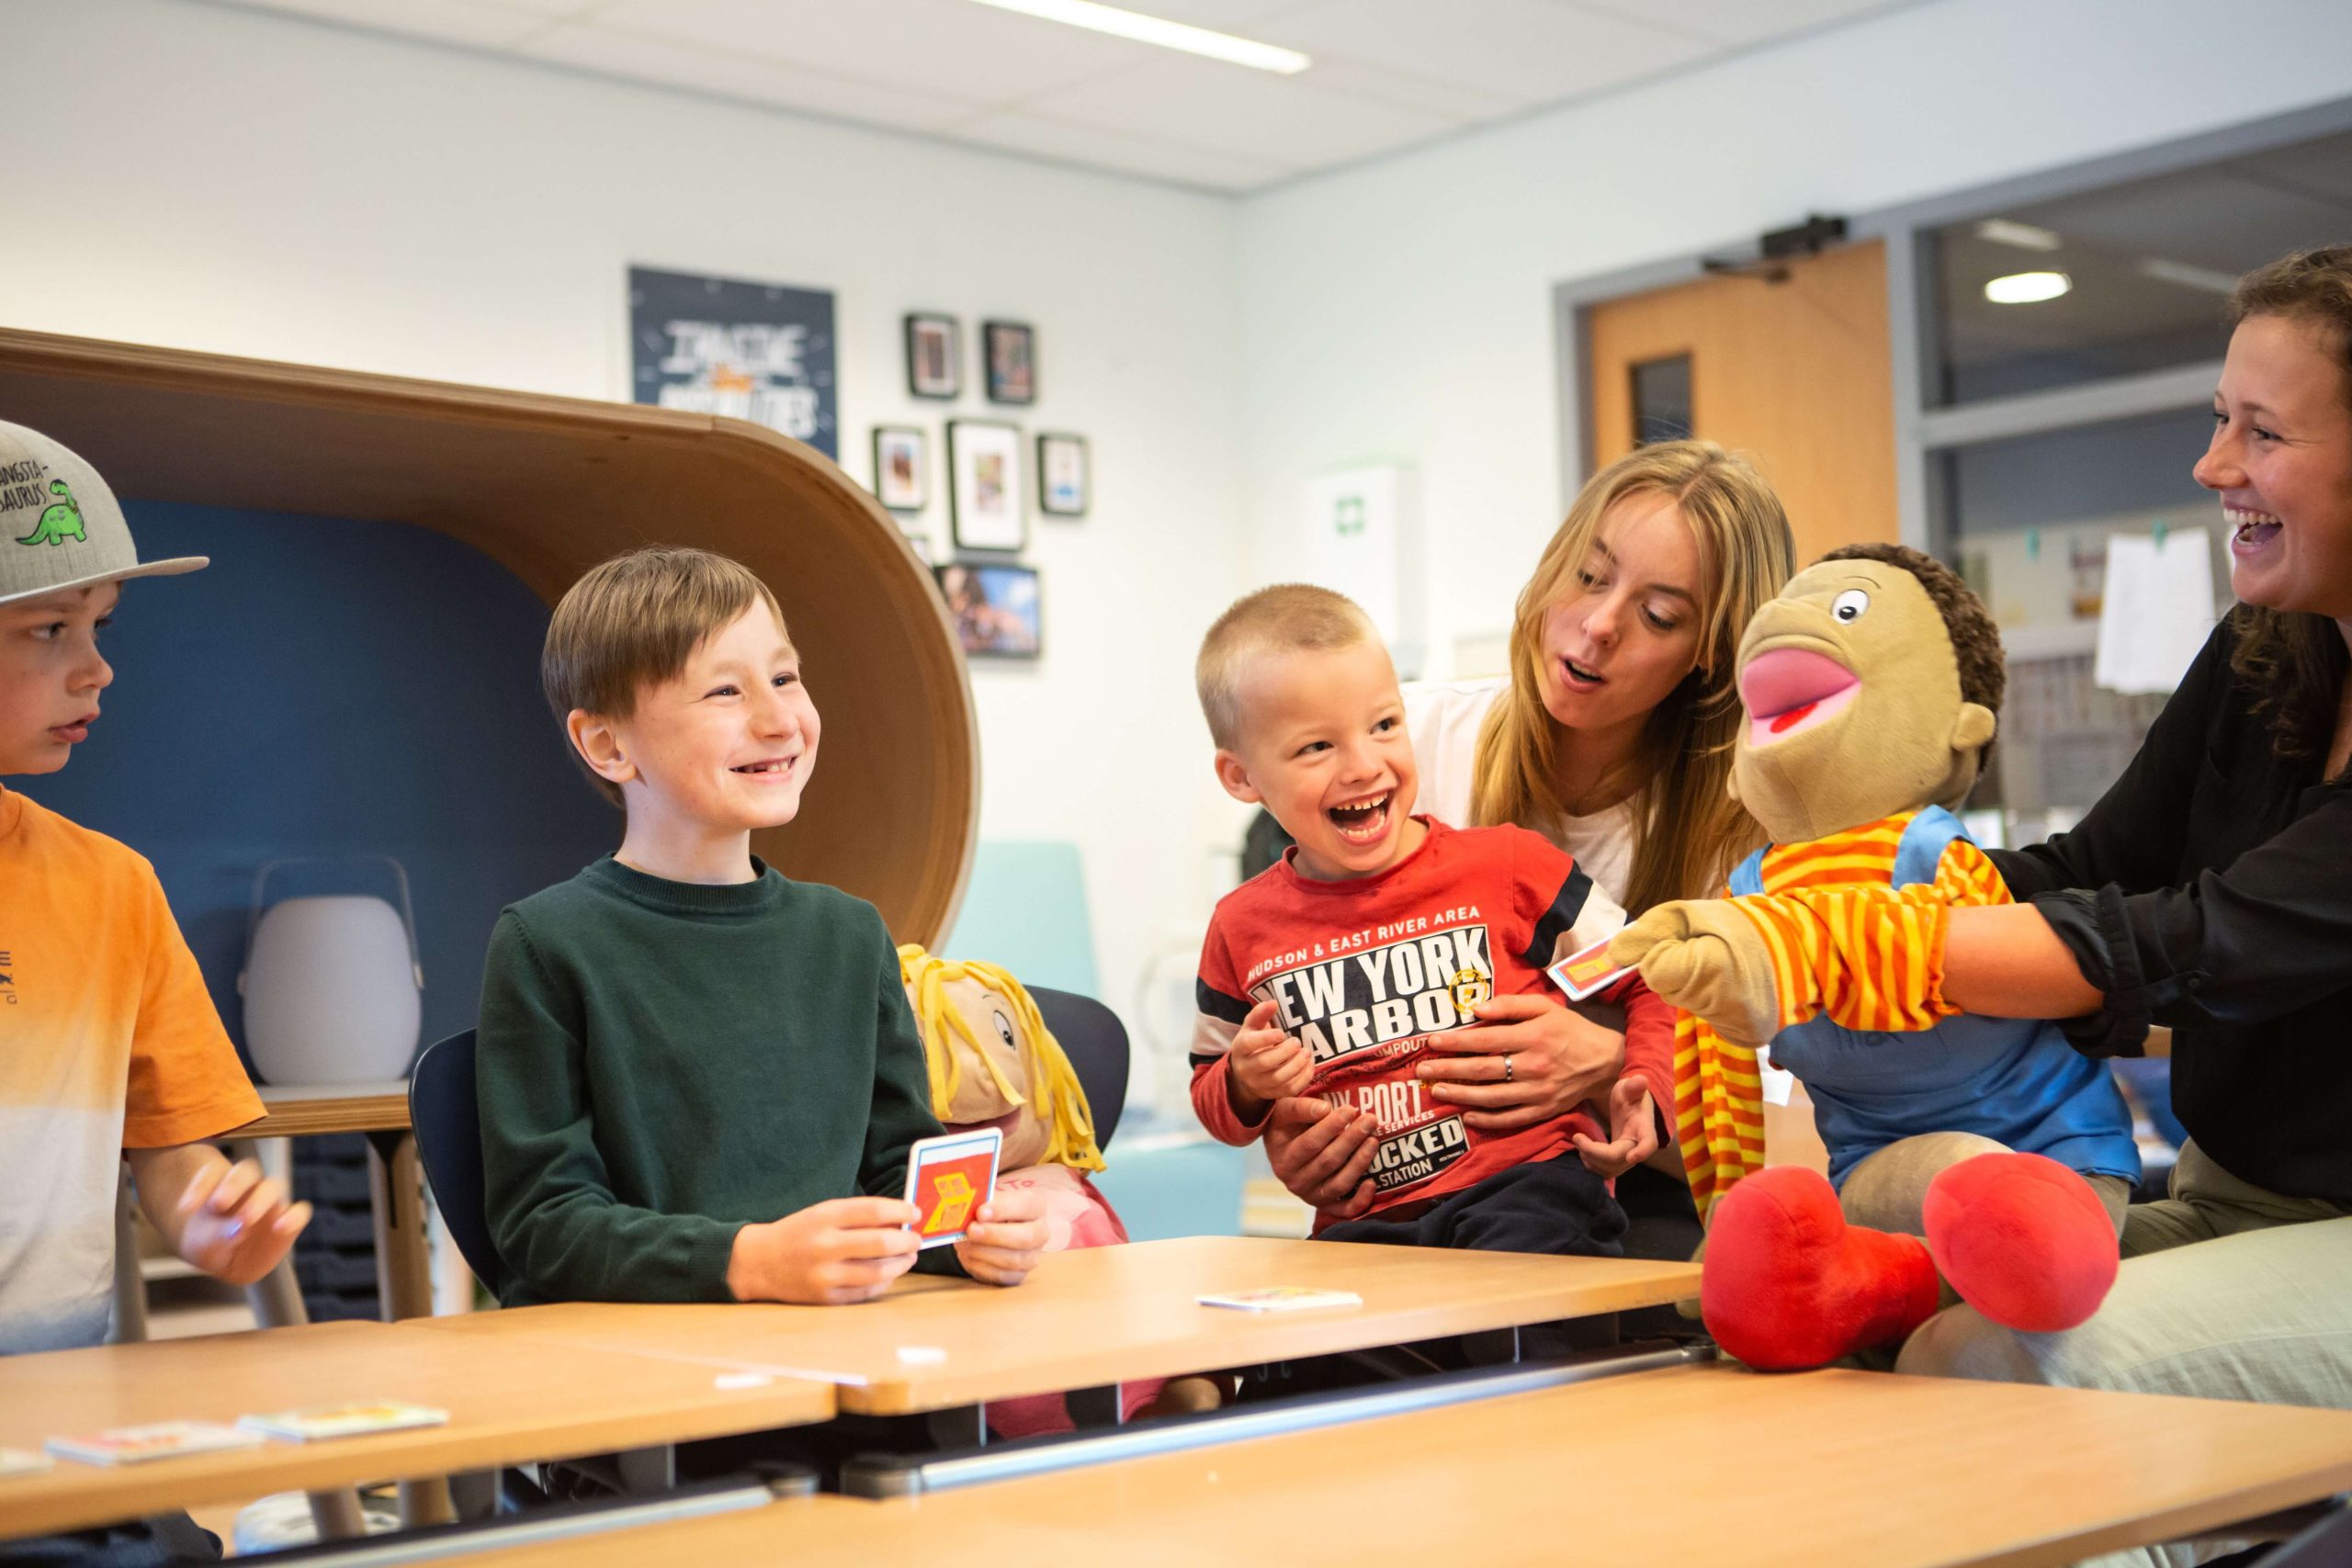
[903,1127,1001,1248]
[46,1421,264,1466]
[1197,1287,1363,1313]
[42,1404,447,1465]
[240,1402,449,1442]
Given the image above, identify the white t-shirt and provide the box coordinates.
[1403,677,1639,908]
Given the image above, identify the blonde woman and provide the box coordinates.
[1267,441,1797,1255]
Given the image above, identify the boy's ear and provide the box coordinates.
[1212,748,1262,806]
[566,709,638,789]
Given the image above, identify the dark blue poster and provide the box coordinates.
[628,266,837,457]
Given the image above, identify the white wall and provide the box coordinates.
[15,0,2352,1091]
[1235,0,2352,675]
[0,0,1248,1062]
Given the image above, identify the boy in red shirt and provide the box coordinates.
[1191,585,1670,1259]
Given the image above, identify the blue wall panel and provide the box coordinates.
[18,502,616,1075]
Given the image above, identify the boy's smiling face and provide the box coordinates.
[1214,638,1424,882]
[571,601,820,842]
[0,582,118,775]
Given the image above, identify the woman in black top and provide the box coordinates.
[1897,249,2352,1467]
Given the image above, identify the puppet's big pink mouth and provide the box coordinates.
[1741,648,1860,747]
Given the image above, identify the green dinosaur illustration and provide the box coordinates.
[17,480,86,547]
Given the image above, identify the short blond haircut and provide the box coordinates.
[542,546,787,805]
[1195,584,1381,750]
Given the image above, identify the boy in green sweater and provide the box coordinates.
[478,547,1046,1305]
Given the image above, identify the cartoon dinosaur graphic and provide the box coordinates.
[17,480,86,547]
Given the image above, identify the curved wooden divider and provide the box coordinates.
[0,328,978,944]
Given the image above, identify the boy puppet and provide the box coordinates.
[1611,546,2137,1369]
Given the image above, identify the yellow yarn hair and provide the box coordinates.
[897,945,1105,1174]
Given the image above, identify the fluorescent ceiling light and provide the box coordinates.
[1975,219,2061,252]
[2138,256,2239,295]
[1984,270,2072,305]
[967,0,1311,73]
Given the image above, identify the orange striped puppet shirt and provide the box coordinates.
[1678,810,2006,1216]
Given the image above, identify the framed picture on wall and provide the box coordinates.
[947,419,1025,552]
[872,426,928,513]
[982,321,1035,405]
[1036,432,1088,517]
[905,313,960,400]
[935,561,1041,660]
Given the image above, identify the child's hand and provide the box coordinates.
[1571,1077,1659,1180]
[175,1157,311,1287]
[728,1197,922,1304]
[1229,998,1313,1116]
[954,1185,1047,1287]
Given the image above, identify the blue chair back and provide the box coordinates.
[407,1029,504,1302]
[1029,987,1127,1155]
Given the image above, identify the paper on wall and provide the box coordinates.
[2094,528,2215,695]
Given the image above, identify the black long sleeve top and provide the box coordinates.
[1987,619,2352,1205]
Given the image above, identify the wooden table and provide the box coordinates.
[247,1082,435,1321]
[424,1235,1701,1416]
[0,1319,834,1540]
[322,1364,2352,1568]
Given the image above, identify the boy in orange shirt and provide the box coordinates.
[1,419,309,1386]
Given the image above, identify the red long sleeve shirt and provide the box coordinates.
[1191,818,1673,1229]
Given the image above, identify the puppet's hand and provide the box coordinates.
[1610,901,1781,1046]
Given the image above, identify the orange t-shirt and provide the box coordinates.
[0,787,263,1352]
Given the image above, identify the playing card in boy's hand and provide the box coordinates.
[902,1128,1001,1248]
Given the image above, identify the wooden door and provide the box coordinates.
[1586,239,1898,563]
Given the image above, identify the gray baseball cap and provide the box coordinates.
[0,419,207,605]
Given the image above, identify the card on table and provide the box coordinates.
[47,1420,266,1467]
[239,1402,450,1442]
[0,1447,54,1479]
[1196,1287,1364,1313]
[1548,937,1631,1002]
[902,1127,1001,1249]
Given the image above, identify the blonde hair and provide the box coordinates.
[542,547,787,806]
[1195,583,1380,750]
[1472,441,1795,913]
[897,946,1104,1173]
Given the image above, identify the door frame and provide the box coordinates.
[1551,95,2352,558]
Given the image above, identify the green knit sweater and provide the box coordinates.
[476,856,949,1305]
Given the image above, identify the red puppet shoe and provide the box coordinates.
[1922,1152,2119,1333]
[1701,1166,1943,1371]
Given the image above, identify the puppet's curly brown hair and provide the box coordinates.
[1819,542,2005,765]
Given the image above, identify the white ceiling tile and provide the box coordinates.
[1257,0,1713,107]
[1021,51,1458,168]
[522,22,981,131]
[951,108,1294,190]
[215,0,556,47]
[1303,58,1527,121]
[1562,0,1911,47]
[591,0,1159,104]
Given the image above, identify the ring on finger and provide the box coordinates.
[1502,1055,1514,1085]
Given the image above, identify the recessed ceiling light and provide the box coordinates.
[967,0,1311,74]
[1984,271,2072,305]
[1975,219,2062,252]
